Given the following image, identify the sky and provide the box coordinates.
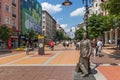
[38,0,91,37]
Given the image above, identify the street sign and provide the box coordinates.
[38,35,44,39]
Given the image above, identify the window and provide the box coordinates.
[12,20,15,26]
[5,17,10,24]
[96,3,98,7]
[12,8,15,14]
[12,0,15,3]
[96,11,97,14]
[43,26,45,29]
[5,5,10,12]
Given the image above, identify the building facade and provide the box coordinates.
[0,0,19,49]
[92,0,103,15]
[18,0,42,47]
[42,10,57,42]
[56,24,66,37]
[0,0,42,49]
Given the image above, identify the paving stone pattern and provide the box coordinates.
[0,66,75,80]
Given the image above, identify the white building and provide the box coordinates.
[92,0,103,15]
[42,10,57,42]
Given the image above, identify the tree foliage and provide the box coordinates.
[0,24,12,41]
[100,1,109,15]
[88,14,104,38]
[108,0,120,16]
[56,30,65,41]
[74,27,85,40]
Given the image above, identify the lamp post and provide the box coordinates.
[62,0,89,38]
[62,0,91,78]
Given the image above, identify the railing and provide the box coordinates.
[12,13,16,18]
[12,2,16,7]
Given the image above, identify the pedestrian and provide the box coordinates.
[66,40,69,47]
[91,38,97,57]
[49,40,55,50]
[97,39,103,57]
[63,41,66,49]
[75,33,92,77]
[117,37,120,49]
[108,39,111,44]
[25,41,30,55]
[76,41,80,50]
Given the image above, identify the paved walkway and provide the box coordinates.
[0,44,120,80]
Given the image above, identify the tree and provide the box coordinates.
[100,1,109,15]
[74,27,85,40]
[0,24,12,41]
[88,14,104,38]
[56,30,64,41]
[108,0,120,16]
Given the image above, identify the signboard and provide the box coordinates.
[38,35,44,39]
[22,0,42,34]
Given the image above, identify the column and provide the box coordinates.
[110,29,113,44]
[115,28,118,46]
[104,31,108,44]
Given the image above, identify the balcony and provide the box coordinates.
[12,2,16,7]
[12,13,16,18]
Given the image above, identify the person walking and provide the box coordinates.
[26,41,30,55]
[49,40,55,50]
[97,39,103,57]
[91,38,97,57]
[117,37,120,50]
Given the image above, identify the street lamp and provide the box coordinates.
[62,0,72,6]
[62,0,89,38]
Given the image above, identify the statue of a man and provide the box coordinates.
[75,33,92,77]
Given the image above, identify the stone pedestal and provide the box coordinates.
[74,72,95,80]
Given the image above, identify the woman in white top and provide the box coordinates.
[97,39,103,57]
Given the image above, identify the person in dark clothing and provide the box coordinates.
[117,38,120,49]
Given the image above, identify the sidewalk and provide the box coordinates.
[90,46,120,80]
[0,44,119,80]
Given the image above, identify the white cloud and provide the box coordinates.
[60,24,70,32]
[60,24,68,29]
[70,7,85,17]
[41,2,62,14]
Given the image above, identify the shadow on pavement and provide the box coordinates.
[108,51,120,60]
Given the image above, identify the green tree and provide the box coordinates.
[0,24,12,41]
[56,30,64,41]
[100,1,109,15]
[74,27,85,40]
[88,14,103,38]
[108,0,120,16]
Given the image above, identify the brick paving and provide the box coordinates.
[0,66,75,80]
[98,66,120,80]
[0,44,120,80]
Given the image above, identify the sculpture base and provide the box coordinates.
[74,72,95,80]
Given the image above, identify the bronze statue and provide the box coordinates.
[75,33,92,77]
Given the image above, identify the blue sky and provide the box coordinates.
[39,0,90,34]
